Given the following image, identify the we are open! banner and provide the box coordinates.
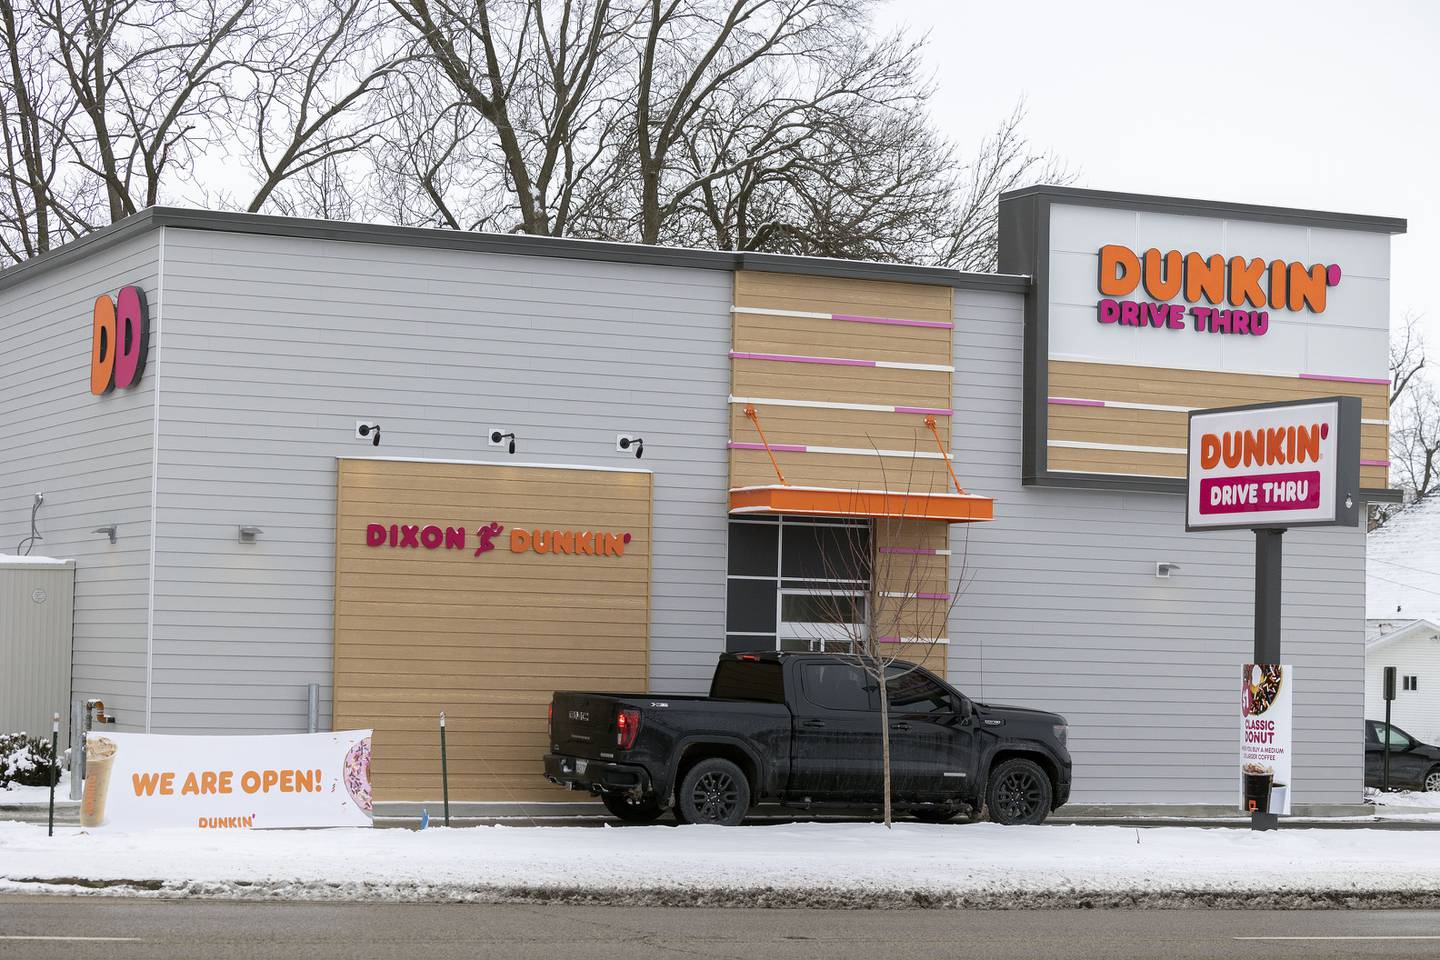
[80,730,372,830]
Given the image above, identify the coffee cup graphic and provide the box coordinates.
[1241,761,1273,813]
[80,736,118,827]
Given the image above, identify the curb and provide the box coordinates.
[6,877,1440,910]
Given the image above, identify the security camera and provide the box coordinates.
[618,435,644,459]
[356,421,381,447]
[490,429,516,455]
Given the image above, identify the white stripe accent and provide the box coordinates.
[1048,467,1182,481]
[1050,351,1388,384]
[1363,418,1390,425]
[804,445,947,459]
[731,484,974,498]
[882,636,951,645]
[731,305,832,321]
[879,592,949,600]
[876,359,953,372]
[1057,396,1390,425]
[1049,439,1188,456]
[732,395,900,414]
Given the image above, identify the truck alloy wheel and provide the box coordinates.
[600,791,665,823]
[986,758,1052,825]
[677,758,750,826]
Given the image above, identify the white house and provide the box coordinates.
[1367,495,1440,742]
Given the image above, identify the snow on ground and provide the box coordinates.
[0,774,70,806]
[1367,787,1440,808]
[3,818,1440,907]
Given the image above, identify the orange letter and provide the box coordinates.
[510,528,530,552]
[1289,262,1328,313]
[1142,249,1183,300]
[1243,429,1265,468]
[1295,424,1320,464]
[1184,253,1226,304]
[1228,257,1268,307]
[1267,259,1288,309]
[553,530,574,554]
[1221,431,1242,469]
[1201,433,1221,470]
[1098,244,1141,297]
[90,294,117,395]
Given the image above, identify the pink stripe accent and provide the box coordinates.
[730,351,875,367]
[915,592,949,601]
[1049,397,1105,407]
[832,312,954,330]
[879,547,940,555]
[894,405,953,416]
[1298,373,1390,385]
[728,441,807,453]
[1361,459,1390,467]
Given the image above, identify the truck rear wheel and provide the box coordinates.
[600,792,665,823]
[676,758,750,826]
[985,758,1052,825]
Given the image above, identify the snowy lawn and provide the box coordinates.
[1366,787,1440,809]
[0,773,71,806]
[3,818,1440,905]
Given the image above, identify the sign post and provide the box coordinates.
[1187,397,1361,831]
[1383,666,1398,792]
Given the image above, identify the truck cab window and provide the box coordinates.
[885,667,956,714]
[801,662,873,711]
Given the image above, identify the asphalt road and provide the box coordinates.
[2,897,1440,960]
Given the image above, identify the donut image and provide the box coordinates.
[1244,664,1283,717]
[343,736,372,812]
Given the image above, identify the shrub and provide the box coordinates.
[0,732,59,789]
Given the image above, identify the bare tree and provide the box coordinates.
[1390,311,1427,406]
[1390,378,1440,505]
[234,0,406,214]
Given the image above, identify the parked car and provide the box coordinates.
[1365,720,1440,792]
[544,651,1071,826]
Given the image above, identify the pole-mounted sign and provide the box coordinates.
[1186,396,1361,831]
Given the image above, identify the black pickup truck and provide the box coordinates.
[544,651,1071,826]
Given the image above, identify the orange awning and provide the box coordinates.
[729,485,994,523]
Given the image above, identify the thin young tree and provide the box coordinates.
[794,443,975,828]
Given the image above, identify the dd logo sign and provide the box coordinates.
[90,285,149,395]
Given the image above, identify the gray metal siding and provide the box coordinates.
[0,561,76,737]
[0,233,159,734]
[948,288,1365,805]
[150,228,732,734]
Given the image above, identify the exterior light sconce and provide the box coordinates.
[490,429,516,454]
[93,524,118,544]
[355,421,381,447]
[617,434,644,459]
[1155,562,1181,579]
[238,525,263,544]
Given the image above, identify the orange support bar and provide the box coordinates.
[924,416,967,496]
[744,404,789,486]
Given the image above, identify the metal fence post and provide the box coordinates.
[307,684,320,734]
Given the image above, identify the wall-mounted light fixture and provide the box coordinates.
[1155,562,1182,579]
[617,434,644,459]
[355,421,381,447]
[489,429,516,454]
[93,524,118,545]
[238,525,263,544]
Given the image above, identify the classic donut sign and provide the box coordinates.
[1186,397,1361,531]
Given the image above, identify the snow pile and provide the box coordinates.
[1368,496,1440,622]
[0,734,59,790]
[0,554,72,566]
[0,774,70,805]
[3,819,1440,907]
[1367,788,1440,809]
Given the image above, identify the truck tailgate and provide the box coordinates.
[550,692,629,759]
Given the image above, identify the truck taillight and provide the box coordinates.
[616,708,641,749]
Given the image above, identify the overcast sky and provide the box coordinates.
[880,0,1438,343]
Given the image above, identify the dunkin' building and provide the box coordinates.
[0,187,1403,808]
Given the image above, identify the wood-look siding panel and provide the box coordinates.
[731,358,950,410]
[729,403,949,451]
[733,311,950,367]
[733,270,953,324]
[332,458,651,802]
[729,449,957,493]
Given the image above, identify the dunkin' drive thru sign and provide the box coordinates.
[1186,397,1361,531]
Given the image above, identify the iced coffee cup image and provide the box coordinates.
[80,736,118,827]
[1241,761,1273,813]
